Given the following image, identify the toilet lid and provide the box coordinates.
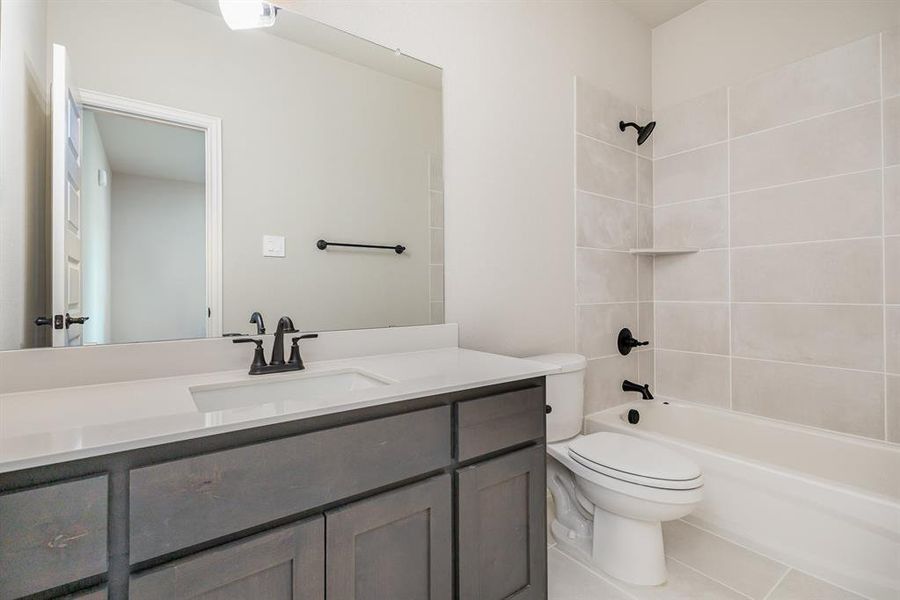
[568,432,702,488]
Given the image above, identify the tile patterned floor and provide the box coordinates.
[548,520,867,600]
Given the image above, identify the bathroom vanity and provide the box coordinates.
[0,337,554,600]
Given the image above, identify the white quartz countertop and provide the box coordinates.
[0,348,558,473]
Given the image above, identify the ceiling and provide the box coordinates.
[90,110,206,184]
[614,0,705,28]
[176,0,441,90]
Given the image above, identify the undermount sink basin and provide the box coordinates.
[190,369,392,414]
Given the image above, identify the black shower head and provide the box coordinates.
[619,120,656,146]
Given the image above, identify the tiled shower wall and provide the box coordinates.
[574,79,654,415]
[651,30,899,442]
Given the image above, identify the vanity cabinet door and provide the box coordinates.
[129,517,323,600]
[325,474,452,600]
[457,445,546,600]
[0,476,108,599]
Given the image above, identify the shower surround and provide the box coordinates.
[649,29,899,443]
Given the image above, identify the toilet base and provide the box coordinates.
[591,507,667,585]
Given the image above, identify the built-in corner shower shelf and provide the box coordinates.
[628,248,700,256]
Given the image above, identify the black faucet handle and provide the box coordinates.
[233,337,268,374]
[288,333,318,370]
[618,328,649,356]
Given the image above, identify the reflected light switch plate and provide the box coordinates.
[263,235,285,258]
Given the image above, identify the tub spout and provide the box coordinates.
[623,379,654,400]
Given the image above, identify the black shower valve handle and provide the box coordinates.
[617,328,649,356]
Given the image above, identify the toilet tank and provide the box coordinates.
[526,353,586,442]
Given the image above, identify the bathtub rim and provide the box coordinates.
[585,397,900,508]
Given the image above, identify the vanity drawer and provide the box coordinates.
[0,476,108,599]
[457,386,545,461]
[130,406,451,563]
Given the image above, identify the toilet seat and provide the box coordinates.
[568,432,703,491]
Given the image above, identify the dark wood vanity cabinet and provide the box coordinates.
[0,378,546,600]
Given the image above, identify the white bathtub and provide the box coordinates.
[585,399,900,600]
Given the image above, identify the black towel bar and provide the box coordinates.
[316,239,406,254]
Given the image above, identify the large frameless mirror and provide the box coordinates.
[0,0,443,350]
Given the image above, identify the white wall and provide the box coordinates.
[81,110,112,345]
[0,0,49,349]
[280,0,652,356]
[652,0,900,109]
[47,0,441,336]
[110,173,206,343]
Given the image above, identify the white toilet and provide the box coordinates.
[529,353,703,586]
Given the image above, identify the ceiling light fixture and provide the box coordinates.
[218,0,279,30]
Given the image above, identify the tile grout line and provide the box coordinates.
[727,85,734,410]
[655,347,886,376]
[576,130,646,159]
[549,546,642,600]
[675,518,792,572]
[573,77,582,364]
[653,98,882,162]
[761,568,793,600]
[656,167,881,208]
[577,186,640,206]
[666,556,755,600]
[880,33,889,442]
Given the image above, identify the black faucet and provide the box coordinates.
[270,316,298,366]
[622,379,654,400]
[233,315,318,375]
[249,311,266,335]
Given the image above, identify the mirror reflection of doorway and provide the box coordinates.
[81,107,208,344]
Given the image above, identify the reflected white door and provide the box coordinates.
[51,44,86,346]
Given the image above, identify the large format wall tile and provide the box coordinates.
[887,166,900,236]
[887,306,900,375]
[637,256,653,301]
[656,350,730,407]
[576,135,636,201]
[656,302,730,355]
[732,304,883,371]
[637,206,653,248]
[638,348,654,384]
[577,303,637,359]
[885,96,900,167]
[654,142,728,204]
[730,34,880,137]
[576,192,635,250]
[887,236,900,304]
[652,88,728,157]
[731,239,883,304]
[731,103,881,192]
[637,157,653,206]
[889,375,900,443]
[430,265,443,300]
[430,191,443,228]
[885,29,900,99]
[730,170,882,246]
[576,249,636,303]
[636,106,653,159]
[732,358,885,438]
[662,520,788,600]
[575,78,636,151]
[638,302,653,345]
[654,250,728,301]
[430,228,444,263]
[585,355,638,414]
[654,196,728,249]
